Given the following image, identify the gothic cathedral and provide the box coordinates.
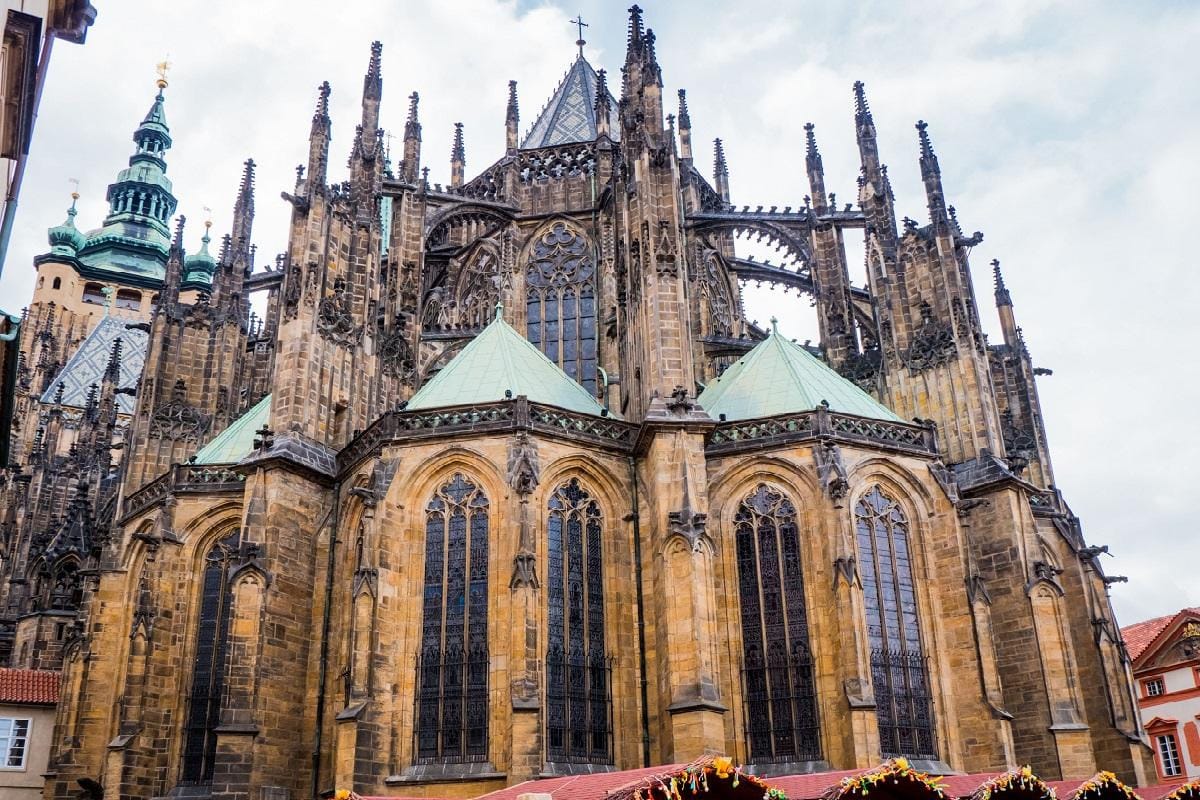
[0,7,1152,800]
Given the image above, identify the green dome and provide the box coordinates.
[183,227,216,285]
[47,197,86,256]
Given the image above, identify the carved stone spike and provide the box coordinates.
[506,432,539,496]
[813,439,849,502]
[665,385,694,414]
[667,509,708,552]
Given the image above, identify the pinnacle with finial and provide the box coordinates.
[155,57,171,90]
[506,80,518,124]
[364,41,382,98]
[314,81,331,122]
[714,138,728,174]
[451,122,465,162]
[594,69,610,114]
[853,80,872,122]
[677,89,691,129]
[916,120,940,175]
[992,259,1012,306]
[627,5,644,45]
[804,122,820,160]
[405,92,421,139]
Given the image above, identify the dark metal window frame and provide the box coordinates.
[180,529,241,785]
[855,486,938,760]
[526,223,598,396]
[415,474,490,764]
[735,484,822,764]
[544,478,612,765]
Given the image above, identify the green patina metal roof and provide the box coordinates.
[407,311,609,416]
[697,325,901,422]
[193,394,271,464]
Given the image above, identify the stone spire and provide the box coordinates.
[505,80,519,152]
[360,41,382,140]
[853,80,897,261]
[713,138,730,203]
[677,89,692,161]
[804,122,827,213]
[231,158,255,260]
[993,259,1019,347]
[306,81,332,190]
[916,120,949,228]
[402,91,421,182]
[450,123,465,188]
[594,69,612,139]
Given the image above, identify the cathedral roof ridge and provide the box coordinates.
[521,52,620,149]
[406,313,609,417]
[697,327,900,423]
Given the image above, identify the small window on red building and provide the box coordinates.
[1157,733,1182,777]
[1146,677,1165,697]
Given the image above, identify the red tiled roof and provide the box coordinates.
[1121,607,1200,662]
[0,668,59,705]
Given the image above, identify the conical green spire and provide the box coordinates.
[99,82,177,238]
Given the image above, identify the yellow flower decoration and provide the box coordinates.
[714,757,733,779]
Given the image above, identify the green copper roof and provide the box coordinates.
[193,394,271,464]
[697,326,901,422]
[184,228,217,284]
[407,311,608,416]
[47,198,86,255]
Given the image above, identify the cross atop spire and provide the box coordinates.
[571,14,588,57]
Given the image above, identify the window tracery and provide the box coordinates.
[181,529,241,784]
[416,474,489,763]
[735,484,821,763]
[854,486,938,759]
[545,478,610,764]
[526,223,598,396]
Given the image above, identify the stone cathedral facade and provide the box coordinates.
[0,6,1153,800]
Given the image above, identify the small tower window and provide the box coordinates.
[51,277,61,290]
[115,289,142,311]
[82,283,106,305]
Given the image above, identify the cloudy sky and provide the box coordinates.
[0,1,1195,624]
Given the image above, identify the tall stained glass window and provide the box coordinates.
[855,486,938,759]
[526,223,598,396]
[181,530,241,784]
[416,474,490,762]
[735,484,821,763]
[545,479,610,764]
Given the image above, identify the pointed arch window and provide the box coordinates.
[735,484,821,763]
[526,223,598,396]
[181,529,241,784]
[416,474,489,763]
[545,478,610,764]
[854,486,937,760]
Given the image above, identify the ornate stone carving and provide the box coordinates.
[904,301,957,371]
[813,439,849,502]
[316,279,363,346]
[654,220,677,275]
[148,380,208,442]
[928,459,960,505]
[667,507,707,552]
[665,385,694,414]
[506,432,539,496]
[838,347,881,393]
[378,325,415,385]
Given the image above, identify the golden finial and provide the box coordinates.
[68,177,80,202]
[202,205,213,230]
[155,57,172,90]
